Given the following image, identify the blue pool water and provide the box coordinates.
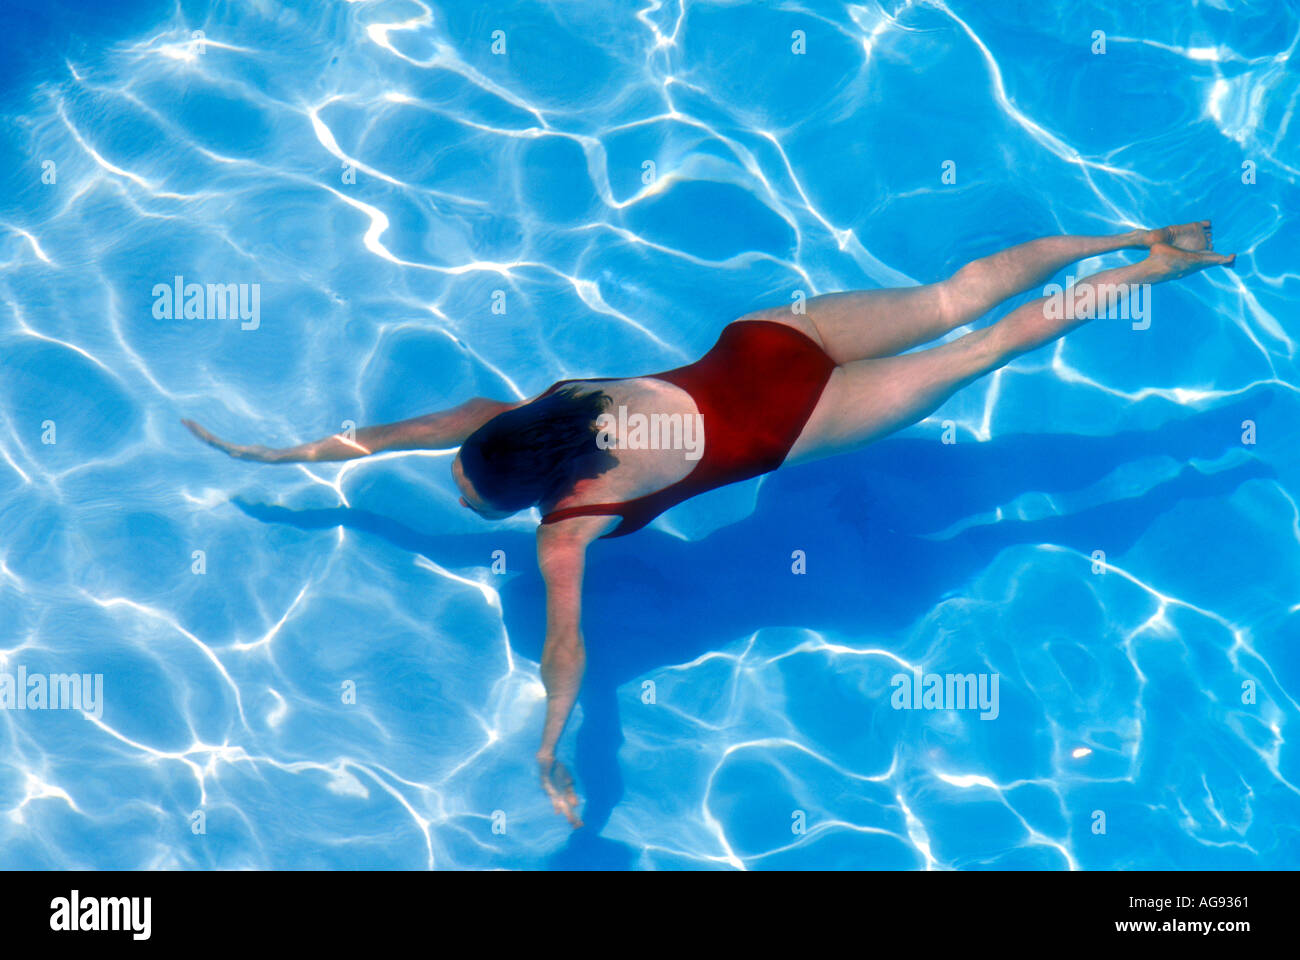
[1,0,1298,870]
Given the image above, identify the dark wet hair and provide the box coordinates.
[459,385,614,513]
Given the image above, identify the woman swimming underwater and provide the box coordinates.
[185,223,1232,826]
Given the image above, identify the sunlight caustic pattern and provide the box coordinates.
[0,0,1297,868]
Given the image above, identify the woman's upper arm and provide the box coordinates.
[389,397,522,450]
[535,517,616,635]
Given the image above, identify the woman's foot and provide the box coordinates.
[1143,241,1234,282]
[1141,220,1213,251]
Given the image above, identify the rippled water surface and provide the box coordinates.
[1,0,1298,869]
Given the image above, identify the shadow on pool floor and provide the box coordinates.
[234,393,1276,869]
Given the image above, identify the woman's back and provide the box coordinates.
[538,376,705,516]
[538,319,837,537]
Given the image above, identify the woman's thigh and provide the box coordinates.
[784,325,1002,465]
[727,306,826,348]
[737,286,953,365]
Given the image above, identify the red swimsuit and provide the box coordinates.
[539,320,837,537]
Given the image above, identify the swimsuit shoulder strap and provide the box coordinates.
[541,481,682,537]
[542,498,666,537]
[540,502,627,526]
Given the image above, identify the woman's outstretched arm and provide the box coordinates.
[181,397,520,463]
[534,514,618,827]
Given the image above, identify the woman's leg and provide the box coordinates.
[784,222,1213,366]
[785,242,1233,463]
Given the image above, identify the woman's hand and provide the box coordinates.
[182,419,285,462]
[537,751,583,828]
